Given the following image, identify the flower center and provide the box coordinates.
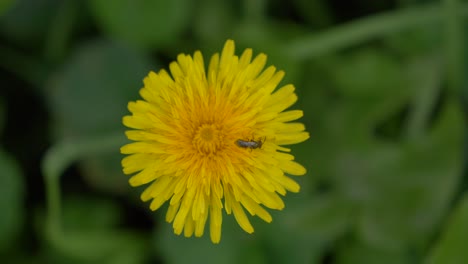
[193,124,223,155]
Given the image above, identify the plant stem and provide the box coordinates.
[42,133,126,244]
[404,56,442,139]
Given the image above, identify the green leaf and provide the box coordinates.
[304,51,443,143]
[46,39,153,193]
[331,49,409,99]
[156,188,326,264]
[383,27,441,56]
[335,100,464,251]
[88,0,193,49]
[47,39,153,139]
[260,195,348,264]
[283,194,352,242]
[0,149,24,252]
[426,192,468,264]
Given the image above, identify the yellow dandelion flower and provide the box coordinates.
[121,39,309,243]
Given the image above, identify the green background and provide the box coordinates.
[0,0,467,263]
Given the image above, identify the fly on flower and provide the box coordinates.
[121,39,309,243]
[236,137,265,150]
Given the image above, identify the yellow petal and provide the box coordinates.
[279,160,307,176]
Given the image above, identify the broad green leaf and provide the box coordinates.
[335,101,464,251]
[426,192,468,264]
[331,49,408,98]
[328,52,443,138]
[383,27,441,56]
[0,149,24,252]
[46,40,153,193]
[292,60,342,188]
[47,39,153,139]
[284,194,352,241]
[260,194,349,264]
[295,53,442,188]
[307,47,459,252]
[224,193,337,264]
[88,0,193,49]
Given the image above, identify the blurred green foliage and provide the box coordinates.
[0,0,466,263]
[0,149,24,252]
[89,0,193,49]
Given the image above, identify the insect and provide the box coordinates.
[235,137,265,150]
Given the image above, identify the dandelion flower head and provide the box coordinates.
[121,40,309,243]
